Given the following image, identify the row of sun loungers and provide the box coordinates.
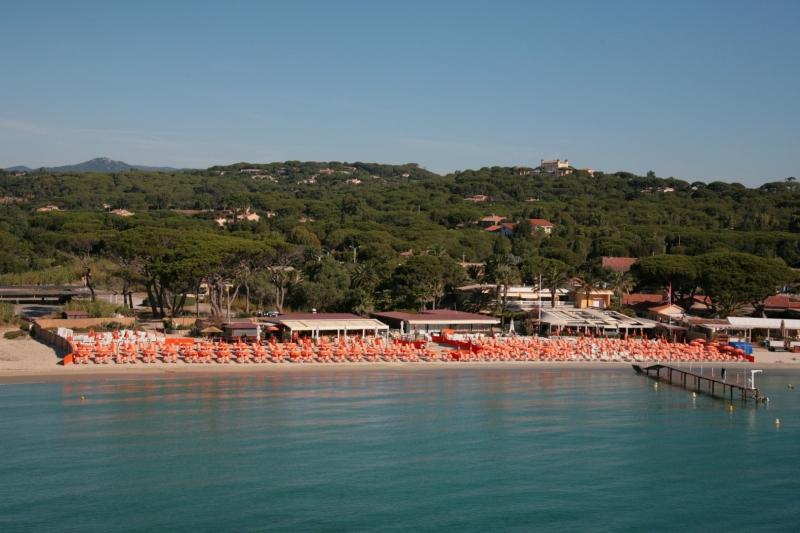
[66,335,751,365]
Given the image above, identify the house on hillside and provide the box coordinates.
[215,208,261,226]
[540,159,573,177]
[528,218,555,235]
[239,209,260,222]
[464,194,489,203]
[35,205,61,212]
[479,214,506,228]
[485,222,516,237]
[602,256,638,272]
[110,208,134,217]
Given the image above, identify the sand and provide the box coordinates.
[2,330,799,383]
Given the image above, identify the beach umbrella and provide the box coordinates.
[508,318,516,335]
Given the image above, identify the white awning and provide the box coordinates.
[727,317,800,330]
[277,318,389,332]
[539,309,658,328]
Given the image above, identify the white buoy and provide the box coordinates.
[775,418,781,427]
[692,392,697,398]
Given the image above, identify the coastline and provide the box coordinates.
[2,335,800,383]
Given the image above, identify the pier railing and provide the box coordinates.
[633,364,760,402]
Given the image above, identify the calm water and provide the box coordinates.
[1,369,799,532]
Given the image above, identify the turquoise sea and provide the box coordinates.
[2,368,799,532]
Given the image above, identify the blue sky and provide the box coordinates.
[1,0,798,184]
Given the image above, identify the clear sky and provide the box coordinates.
[1,0,798,184]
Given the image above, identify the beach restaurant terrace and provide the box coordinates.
[371,309,501,333]
[537,308,657,337]
[260,312,389,340]
[725,317,800,341]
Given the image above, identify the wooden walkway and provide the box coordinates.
[633,364,761,402]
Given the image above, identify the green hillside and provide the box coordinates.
[0,163,796,317]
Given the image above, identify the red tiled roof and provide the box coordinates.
[763,295,800,309]
[622,293,664,305]
[486,222,517,232]
[602,256,637,272]
[528,218,554,227]
[480,215,506,223]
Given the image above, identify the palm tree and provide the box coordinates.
[538,261,571,308]
[350,262,380,292]
[490,263,521,317]
[609,271,636,309]
[462,288,495,313]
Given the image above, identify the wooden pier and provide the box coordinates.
[633,364,761,402]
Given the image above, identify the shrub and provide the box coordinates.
[4,330,27,340]
[0,302,15,324]
[64,300,124,318]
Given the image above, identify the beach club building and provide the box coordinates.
[537,308,658,337]
[371,309,501,334]
[222,321,261,342]
[260,312,389,340]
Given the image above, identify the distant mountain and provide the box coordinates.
[5,165,32,172]
[5,157,179,173]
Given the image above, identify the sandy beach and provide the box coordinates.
[2,330,800,383]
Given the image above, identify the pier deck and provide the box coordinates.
[633,364,760,402]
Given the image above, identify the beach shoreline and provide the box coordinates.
[2,334,800,383]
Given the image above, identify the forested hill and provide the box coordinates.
[0,162,798,317]
[1,163,799,269]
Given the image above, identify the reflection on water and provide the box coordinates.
[2,369,799,532]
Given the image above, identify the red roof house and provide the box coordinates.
[528,219,555,235]
[602,256,638,272]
